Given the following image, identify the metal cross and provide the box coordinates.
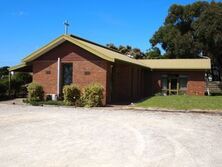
[64,20,70,35]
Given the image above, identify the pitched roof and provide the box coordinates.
[21,34,147,67]
[9,63,27,71]
[9,34,211,71]
[138,59,211,70]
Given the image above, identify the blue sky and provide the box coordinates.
[0,0,200,67]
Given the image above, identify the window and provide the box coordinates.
[171,78,178,90]
[161,77,168,90]
[62,63,73,86]
[179,75,188,90]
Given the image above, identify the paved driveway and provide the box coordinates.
[0,104,222,167]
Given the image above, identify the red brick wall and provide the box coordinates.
[150,71,206,96]
[32,41,109,104]
[186,72,206,95]
[111,62,149,103]
[33,61,57,94]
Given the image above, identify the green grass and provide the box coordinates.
[136,96,222,110]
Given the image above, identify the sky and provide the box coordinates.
[0,0,202,67]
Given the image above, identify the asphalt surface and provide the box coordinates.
[0,104,222,167]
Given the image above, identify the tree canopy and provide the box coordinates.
[0,66,9,79]
[106,43,145,59]
[144,47,162,59]
[150,1,222,61]
[149,1,222,80]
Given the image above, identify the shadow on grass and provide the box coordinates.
[107,96,155,107]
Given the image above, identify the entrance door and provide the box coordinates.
[62,63,73,87]
[162,74,188,95]
[168,75,179,95]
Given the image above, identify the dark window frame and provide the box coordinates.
[179,75,188,90]
[161,74,188,95]
[62,63,73,86]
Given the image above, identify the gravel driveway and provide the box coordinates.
[0,104,222,167]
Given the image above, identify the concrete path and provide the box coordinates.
[0,104,222,167]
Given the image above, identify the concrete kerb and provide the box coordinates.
[1,99,222,116]
[123,106,222,116]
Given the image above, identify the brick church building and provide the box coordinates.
[10,34,211,104]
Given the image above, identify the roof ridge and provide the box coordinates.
[69,34,124,55]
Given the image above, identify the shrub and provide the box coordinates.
[42,100,65,106]
[27,83,44,102]
[81,83,104,107]
[45,94,52,101]
[13,72,32,85]
[63,84,81,106]
[23,99,65,106]
[9,72,32,97]
[0,66,9,79]
[0,80,8,97]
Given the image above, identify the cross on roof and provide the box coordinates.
[64,20,70,35]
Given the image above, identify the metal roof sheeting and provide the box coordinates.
[138,59,211,70]
[9,34,211,71]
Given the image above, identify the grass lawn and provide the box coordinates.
[136,96,222,110]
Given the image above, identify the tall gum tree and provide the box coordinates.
[150,1,222,80]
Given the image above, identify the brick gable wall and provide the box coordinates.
[33,41,109,104]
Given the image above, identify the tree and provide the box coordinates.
[106,43,118,51]
[144,47,162,59]
[0,80,8,97]
[106,43,145,59]
[193,2,222,80]
[12,72,32,86]
[0,66,9,98]
[10,72,32,97]
[0,68,33,98]
[0,66,9,79]
[150,1,222,80]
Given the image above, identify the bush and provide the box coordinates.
[63,84,81,106]
[81,83,104,107]
[27,83,44,102]
[0,80,8,97]
[11,72,32,97]
[13,72,32,85]
[0,66,9,79]
[23,99,65,106]
[45,94,52,101]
